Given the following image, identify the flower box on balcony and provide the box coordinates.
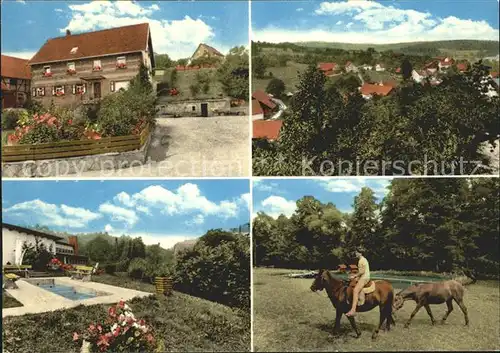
[43,72,53,77]
[55,92,65,97]
[67,69,76,75]
[116,63,127,69]
[92,66,102,71]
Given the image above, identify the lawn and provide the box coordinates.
[252,61,309,93]
[2,291,23,309]
[2,274,251,353]
[253,267,500,351]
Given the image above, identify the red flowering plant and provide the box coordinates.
[131,118,147,135]
[7,109,81,145]
[116,62,127,69]
[73,300,156,352]
[43,71,53,77]
[48,258,63,271]
[83,123,102,140]
[93,66,102,71]
[67,68,77,75]
[55,90,65,97]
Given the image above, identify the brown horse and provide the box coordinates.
[310,269,395,339]
[393,280,469,328]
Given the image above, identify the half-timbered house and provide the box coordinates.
[1,55,31,108]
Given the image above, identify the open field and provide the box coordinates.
[252,61,308,92]
[253,268,500,352]
[2,274,250,353]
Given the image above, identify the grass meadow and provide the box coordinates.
[253,268,500,351]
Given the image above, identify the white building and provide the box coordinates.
[375,64,386,72]
[2,223,86,265]
[412,70,423,83]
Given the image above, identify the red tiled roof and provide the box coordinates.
[360,83,393,96]
[252,99,264,115]
[457,62,469,72]
[253,120,283,140]
[439,57,454,65]
[1,55,31,79]
[424,61,438,69]
[318,62,337,72]
[252,90,276,109]
[29,23,150,65]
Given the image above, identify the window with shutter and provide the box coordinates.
[72,85,76,94]
[32,88,36,97]
[52,87,56,95]
[110,81,115,92]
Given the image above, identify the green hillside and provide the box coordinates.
[295,40,499,59]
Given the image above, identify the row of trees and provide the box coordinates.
[253,61,499,175]
[253,178,499,277]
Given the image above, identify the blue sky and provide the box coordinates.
[252,0,499,43]
[1,0,248,60]
[2,179,250,249]
[253,178,393,218]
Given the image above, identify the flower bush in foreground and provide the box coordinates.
[73,300,156,352]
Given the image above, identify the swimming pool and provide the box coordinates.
[24,278,109,301]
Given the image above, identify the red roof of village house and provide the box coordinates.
[29,23,150,65]
[439,57,454,66]
[1,55,31,79]
[252,99,264,115]
[252,90,276,109]
[456,62,469,72]
[318,62,337,72]
[253,120,283,140]
[360,83,393,97]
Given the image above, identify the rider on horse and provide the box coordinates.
[346,247,370,317]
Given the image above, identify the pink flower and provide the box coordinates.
[97,324,102,333]
[96,334,110,350]
[72,332,79,341]
[68,119,73,125]
[139,319,145,326]
[146,333,154,344]
[108,306,116,318]
[118,300,125,308]
[88,324,96,332]
[113,326,121,337]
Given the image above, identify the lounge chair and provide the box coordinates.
[3,273,20,289]
[3,265,32,278]
[69,264,98,282]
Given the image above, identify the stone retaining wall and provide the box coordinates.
[2,133,152,178]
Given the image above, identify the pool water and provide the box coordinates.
[38,283,97,301]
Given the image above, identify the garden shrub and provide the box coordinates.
[1,109,28,130]
[104,263,116,275]
[128,257,149,280]
[173,230,250,310]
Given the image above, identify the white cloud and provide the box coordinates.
[185,214,205,226]
[59,1,216,59]
[4,199,101,228]
[259,196,297,219]
[253,1,499,43]
[316,178,391,198]
[98,203,139,227]
[1,52,36,60]
[240,193,251,209]
[15,0,26,4]
[336,20,343,25]
[104,224,114,233]
[113,183,243,220]
[55,8,63,12]
[296,8,304,12]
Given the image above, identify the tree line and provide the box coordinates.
[253,178,499,278]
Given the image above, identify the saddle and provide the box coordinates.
[346,279,376,306]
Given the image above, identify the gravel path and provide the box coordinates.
[76,115,250,177]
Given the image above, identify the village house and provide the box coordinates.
[2,223,88,266]
[345,61,358,73]
[1,55,31,108]
[361,64,373,71]
[317,62,338,76]
[456,62,469,73]
[359,82,393,99]
[375,64,386,72]
[28,23,155,108]
[438,57,454,71]
[412,69,424,83]
[252,90,277,120]
[253,119,283,142]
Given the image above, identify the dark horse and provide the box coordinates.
[393,280,470,327]
[310,269,395,339]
